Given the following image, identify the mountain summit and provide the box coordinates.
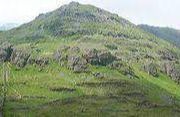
[0,2,148,43]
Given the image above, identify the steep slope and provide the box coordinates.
[138,24,180,47]
[0,2,150,43]
[0,2,180,116]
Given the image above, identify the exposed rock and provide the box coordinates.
[54,47,116,69]
[84,49,99,65]
[70,46,80,53]
[144,63,159,77]
[35,57,49,67]
[0,48,7,63]
[170,68,180,84]
[2,43,13,60]
[163,62,174,75]
[53,46,70,66]
[84,49,116,66]
[0,42,13,63]
[10,49,30,68]
[54,46,89,72]
[123,67,137,79]
[163,62,180,83]
[110,61,137,78]
[27,56,49,67]
[93,72,104,79]
[68,55,88,73]
[54,50,67,64]
[159,49,177,61]
[27,57,35,65]
[1,42,13,50]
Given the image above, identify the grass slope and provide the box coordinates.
[0,37,180,116]
[0,62,180,116]
[0,2,180,117]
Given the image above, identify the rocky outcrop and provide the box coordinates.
[53,45,70,66]
[34,57,49,67]
[0,43,13,63]
[93,72,104,79]
[159,50,177,61]
[0,48,7,63]
[110,61,137,78]
[54,46,89,73]
[54,46,116,73]
[163,62,180,83]
[70,46,80,53]
[68,55,88,73]
[143,63,159,77]
[163,62,174,75]
[83,49,99,65]
[171,68,180,84]
[35,57,49,67]
[0,43,32,68]
[10,49,30,68]
[84,49,116,66]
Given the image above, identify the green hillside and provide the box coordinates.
[0,2,149,44]
[138,24,180,47]
[0,2,180,117]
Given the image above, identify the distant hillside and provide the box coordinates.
[138,24,180,47]
[0,23,19,31]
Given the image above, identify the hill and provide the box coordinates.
[0,2,149,43]
[0,2,180,116]
[138,24,180,47]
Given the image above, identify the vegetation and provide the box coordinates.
[0,1,180,116]
[138,24,180,47]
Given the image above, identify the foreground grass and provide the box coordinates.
[0,62,180,117]
[0,36,180,116]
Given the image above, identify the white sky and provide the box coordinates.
[0,0,180,29]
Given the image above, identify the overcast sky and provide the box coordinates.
[0,0,180,29]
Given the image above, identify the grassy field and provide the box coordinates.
[0,36,179,116]
[0,60,180,117]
